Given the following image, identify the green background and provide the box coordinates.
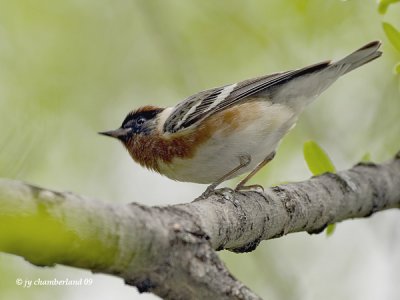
[1,1,399,299]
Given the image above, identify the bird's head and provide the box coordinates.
[99,106,164,144]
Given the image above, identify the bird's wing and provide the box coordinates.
[163,61,330,133]
[163,40,382,134]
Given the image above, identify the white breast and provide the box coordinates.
[158,101,298,184]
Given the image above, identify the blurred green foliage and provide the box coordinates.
[382,22,400,73]
[383,22,400,53]
[0,0,398,190]
[396,62,400,73]
[1,0,400,299]
[360,152,372,162]
[378,0,400,14]
[380,1,400,73]
[303,141,336,176]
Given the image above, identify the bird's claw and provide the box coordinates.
[235,184,264,193]
[194,186,234,201]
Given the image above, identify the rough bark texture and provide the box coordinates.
[0,153,399,300]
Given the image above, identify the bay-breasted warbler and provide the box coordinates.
[100,41,381,198]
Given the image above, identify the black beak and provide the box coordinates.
[98,128,131,139]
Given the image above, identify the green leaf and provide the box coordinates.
[378,0,400,14]
[361,152,371,162]
[326,224,336,236]
[303,141,336,176]
[382,22,400,53]
[394,62,400,74]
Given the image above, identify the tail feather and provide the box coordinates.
[333,41,382,74]
[272,41,382,111]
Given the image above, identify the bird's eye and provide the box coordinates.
[136,117,145,125]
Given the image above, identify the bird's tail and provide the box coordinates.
[332,41,382,75]
[277,41,382,111]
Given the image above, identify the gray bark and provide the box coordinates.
[0,152,399,300]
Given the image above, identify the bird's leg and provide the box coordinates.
[235,151,276,192]
[199,154,251,199]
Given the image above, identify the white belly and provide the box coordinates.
[159,103,298,184]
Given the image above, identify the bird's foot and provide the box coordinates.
[235,184,264,194]
[194,186,234,202]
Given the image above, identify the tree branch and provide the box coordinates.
[1,152,399,299]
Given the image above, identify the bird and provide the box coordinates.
[99,41,382,198]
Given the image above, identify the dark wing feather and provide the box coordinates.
[163,61,330,133]
[161,86,225,132]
